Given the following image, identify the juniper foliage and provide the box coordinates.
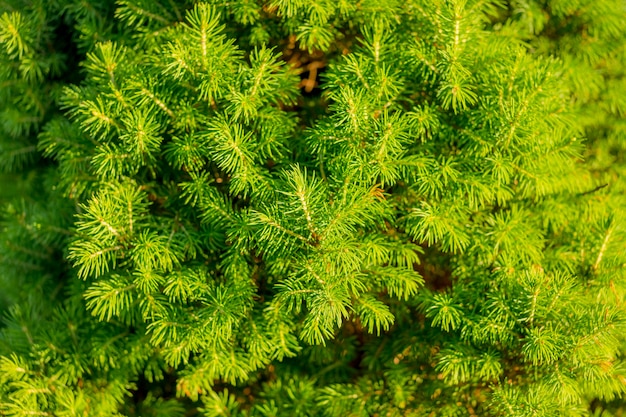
[1,0,626,416]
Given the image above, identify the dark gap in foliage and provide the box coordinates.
[50,15,84,86]
[415,246,454,291]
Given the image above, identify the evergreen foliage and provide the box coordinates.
[1,0,626,415]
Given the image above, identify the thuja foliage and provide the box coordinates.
[1,0,626,415]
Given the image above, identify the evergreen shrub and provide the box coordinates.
[1,0,626,415]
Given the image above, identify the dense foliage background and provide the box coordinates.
[1,0,625,416]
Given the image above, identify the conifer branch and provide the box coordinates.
[593,225,614,273]
[2,1,626,415]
